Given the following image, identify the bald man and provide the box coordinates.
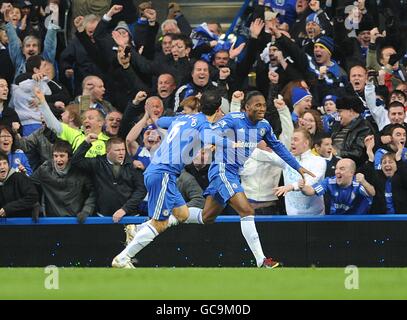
[75,76,115,116]
[299,158,375,214]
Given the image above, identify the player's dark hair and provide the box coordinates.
[201,90,221,116]
[242,91,264,110]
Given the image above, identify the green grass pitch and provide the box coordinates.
[1,268,406,299]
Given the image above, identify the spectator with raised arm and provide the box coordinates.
[298,158,375,215]
[3,2,59,80]
[362,135,407,214]
[34,87,110,157]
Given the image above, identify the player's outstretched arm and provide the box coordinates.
[298,167,316,179]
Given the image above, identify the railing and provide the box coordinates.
[1,215,407,225]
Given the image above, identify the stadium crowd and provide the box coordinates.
[0,0,407,222]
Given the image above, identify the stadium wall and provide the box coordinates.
[1,216,407,267]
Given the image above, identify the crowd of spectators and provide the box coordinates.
[0,0,407,221]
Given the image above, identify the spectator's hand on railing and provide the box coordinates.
[113,208,126,223]
[0,208,5,217]
[249,18,265,39]
[107,5,123,18]
[77,212,88,224]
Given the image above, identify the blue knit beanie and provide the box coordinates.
[291,87,312,107]
[315,36,334,55]
[322,94,337,105]
[306,13,320,27]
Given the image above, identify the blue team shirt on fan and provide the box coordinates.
[210,112,301,175]
[312,177,372,214]
[264,0,297,26]
[132,146,152,169]
[374,147,407,169]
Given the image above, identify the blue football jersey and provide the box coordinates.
[146,113,216,176]
[211,112,301,174]
[312,177,373,214]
